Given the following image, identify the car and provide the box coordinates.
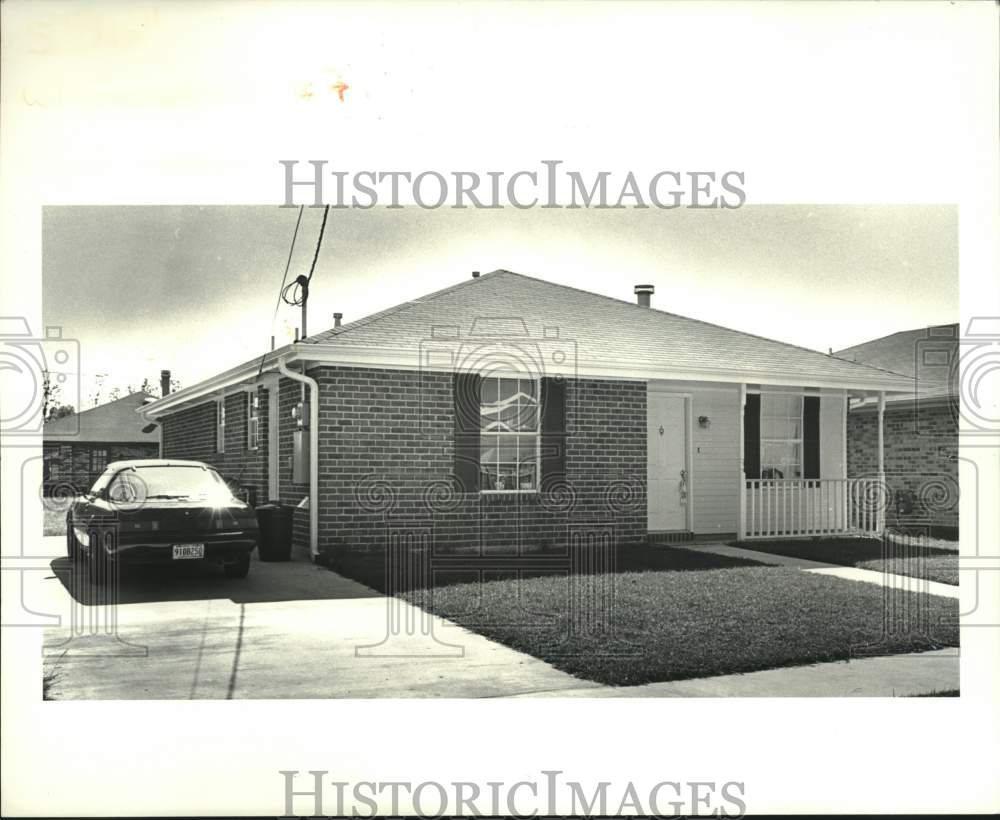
[66,459,259,582]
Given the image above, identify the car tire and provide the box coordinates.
[223,554,251,579]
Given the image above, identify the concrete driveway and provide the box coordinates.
[38,537,598,699]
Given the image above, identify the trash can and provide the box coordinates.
[255,503,294,562]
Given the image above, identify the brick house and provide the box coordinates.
[43,391,161,495]
[836,324,959,537]
[140,270,914,557]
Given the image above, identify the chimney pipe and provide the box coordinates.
[160,369,171,396]
[634,284,654,308]
[471,271,480,279]
[333,312,343,328]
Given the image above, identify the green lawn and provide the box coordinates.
[324,542,764,594]
[399,563,958,686]
[733,537,958,586]
[857,556,958,586]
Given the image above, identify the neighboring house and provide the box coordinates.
[43,391,161,495]
[140,270,914,556]
[835,324,959,536]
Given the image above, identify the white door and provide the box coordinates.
[647,392,688,531]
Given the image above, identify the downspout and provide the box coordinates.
[277,357,320,560]
[138,405,161,455]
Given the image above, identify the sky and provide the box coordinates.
[43,204,957,407]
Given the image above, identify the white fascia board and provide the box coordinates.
[138,346,296,417]
[140,342,914,417]
[298,345,915,392]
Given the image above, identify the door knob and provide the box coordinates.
[658,425,664,435]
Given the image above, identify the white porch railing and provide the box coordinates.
[742,478,885,540]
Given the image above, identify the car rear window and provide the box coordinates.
[109,465,233,503]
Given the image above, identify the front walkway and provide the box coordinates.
[686,542,960,600]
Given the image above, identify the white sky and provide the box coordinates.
[43,203,957,403]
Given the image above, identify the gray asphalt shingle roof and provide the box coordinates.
[305,269,913,387]
[834,323,957,402]
[44,391,159,443]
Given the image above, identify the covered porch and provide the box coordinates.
[738,388,891,541]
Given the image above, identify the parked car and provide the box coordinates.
[66,459,259,581]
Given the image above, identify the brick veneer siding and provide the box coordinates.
[846,402,958,529]
[313,366,646,555]
[161,387,271,507]
[160,367,646,554]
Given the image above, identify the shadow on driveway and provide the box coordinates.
[48,550,382,606]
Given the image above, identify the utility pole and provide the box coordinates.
[297,275,309,339]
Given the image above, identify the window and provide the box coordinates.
[90,448,108,474]
[743,393,820,481]
[247,392,260,451]
[479,376,540,492]
[759,393,802,479]
[216,400,226,453]
[44,446,60,480]
[107,464,233,504]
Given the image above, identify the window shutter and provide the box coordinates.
[453,373,481,493]
[743,393,760,480]
[540,377,567,490]
[803,396,821,479]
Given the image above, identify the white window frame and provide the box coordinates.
[478,375,542,494]
[90,448,108,474]
[247,391,260,451]
[758,391,804,480]
[216,399,226,454]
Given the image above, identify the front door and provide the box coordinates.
[647,392,688,531]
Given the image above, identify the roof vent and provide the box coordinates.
[471,271,481,279]
[333,312,343,328]
[634,284,654,308]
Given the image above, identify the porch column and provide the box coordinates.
[876,390,886,533]
[738,384,746,541]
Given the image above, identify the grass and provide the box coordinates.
[323,543,765,594]
[732,537,959,586]
[43,505,69,537]
[404,566,957,686]
[324,544,958,687]
[857,557,958,586]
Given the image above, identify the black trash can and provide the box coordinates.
[255,503,294,562]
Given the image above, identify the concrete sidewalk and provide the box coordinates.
[686,543,960,599]
[513,648,959,698]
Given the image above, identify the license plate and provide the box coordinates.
[172,543,205,560]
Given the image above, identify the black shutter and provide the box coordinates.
[540,377,566,490]
[453,373,481,493]
[743,393,760,480]
[803,396,821,480]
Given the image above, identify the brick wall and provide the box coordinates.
[313,366,646,555]
[160,367,647,554]
[161,387,270,506]
[846,402,958,529]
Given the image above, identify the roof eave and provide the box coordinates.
[140,342,914,416]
